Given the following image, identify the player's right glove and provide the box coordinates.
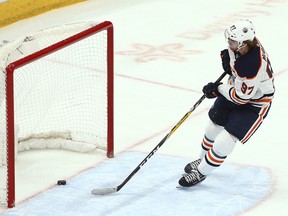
[220,49,232,75]
[202,82,222,99]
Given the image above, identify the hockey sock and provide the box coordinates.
[199,120,224,159]
[198,130,237,175]
[199,135,214,159]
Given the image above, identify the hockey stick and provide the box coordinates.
[91,71,228,195]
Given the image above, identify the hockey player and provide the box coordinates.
[179,19,275,187]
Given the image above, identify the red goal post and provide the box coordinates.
[0,21,114,208]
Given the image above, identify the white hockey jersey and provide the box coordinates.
[218,39,275,108]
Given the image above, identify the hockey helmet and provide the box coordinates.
[224,19,256,50]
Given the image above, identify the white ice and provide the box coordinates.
[0,0,287,215]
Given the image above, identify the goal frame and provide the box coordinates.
[4,21,114,208]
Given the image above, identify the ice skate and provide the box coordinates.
[184,158,201,173]
[178,169,206,187]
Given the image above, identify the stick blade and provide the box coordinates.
[91,187,118,195]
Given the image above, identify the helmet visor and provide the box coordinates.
[224,29,234,41]
[225,29,240,50]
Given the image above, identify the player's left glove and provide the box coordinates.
[220,49,232,75]
[202,82,222,98]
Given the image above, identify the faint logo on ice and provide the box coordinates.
[116,43,202,62]
[0,40,10,48]
[177,0,282,40]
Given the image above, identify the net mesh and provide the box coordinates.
[0,21,112,206]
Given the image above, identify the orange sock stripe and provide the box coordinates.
[202,137,213,149]
[207,150,225,165]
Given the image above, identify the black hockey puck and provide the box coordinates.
[57,180,66,185]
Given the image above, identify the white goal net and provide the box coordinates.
[0,21,114,208]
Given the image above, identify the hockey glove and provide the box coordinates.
[202,82,222,99]
[220,49,232,75]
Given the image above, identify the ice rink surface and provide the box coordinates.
[0,0,288,215]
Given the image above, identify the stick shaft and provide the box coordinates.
[92,71,227,195]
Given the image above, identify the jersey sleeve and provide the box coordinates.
[218,75,261,105]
